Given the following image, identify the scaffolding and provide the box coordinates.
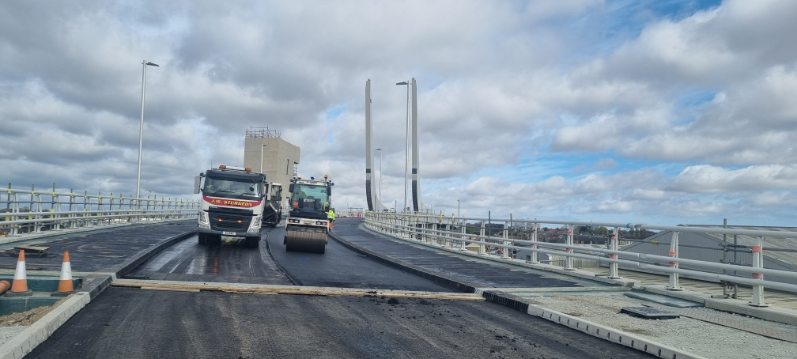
[245,126,281,139]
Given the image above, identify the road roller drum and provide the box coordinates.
[285,227,327,253]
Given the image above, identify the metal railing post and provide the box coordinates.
[608,226,621,279]
[460,220,467,251]
[431,222,437,245]
[750,237,767,307]
[32,185,42,233]
[502,228,510,259]
[529,223,539,264]
[565,225,574,270]
[10,184,18,236]
[479,220,486,255]
[667,231,682,290]
[68,189,74,229]
[98,191,105,225]
[5,182,10,211]
[52,184,60,231]
[81,190,88,227]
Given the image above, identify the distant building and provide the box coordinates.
[242,127,300,200]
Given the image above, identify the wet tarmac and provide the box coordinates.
[28,287,651,359]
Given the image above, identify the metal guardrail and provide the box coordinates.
[365,212,797,307]
[1,184,198,238]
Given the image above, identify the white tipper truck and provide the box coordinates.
[194,164,265,248]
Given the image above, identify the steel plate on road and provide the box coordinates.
[620,306,680,319]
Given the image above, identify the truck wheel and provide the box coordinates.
[198,233,209,245]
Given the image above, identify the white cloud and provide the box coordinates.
[670,164,797,193]
[0,0,795,226]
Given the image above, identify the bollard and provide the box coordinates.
[431,223,438,246]
[667,231,682,290]
[502,229,510,259]
[608,227,621,279]
[529,223,539,264]
[749,237,767,307]
[479,221,486,255]
[460,221,467,251]
[564,225,574,270]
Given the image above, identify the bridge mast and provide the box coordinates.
[411,78,422,213]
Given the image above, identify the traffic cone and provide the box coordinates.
[57,251,74,293]
[10,249,29,294]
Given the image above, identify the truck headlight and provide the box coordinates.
[199,211,209,224]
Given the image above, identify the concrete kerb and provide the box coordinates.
[340,224,706,359]
[0,227,196,358]
[113,230,197,277]
[481,290,705,358]
[0,293,91,359]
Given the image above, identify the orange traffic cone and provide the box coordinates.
[10,249,29,294]
[57,251,74,293]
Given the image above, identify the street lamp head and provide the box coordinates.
[395,81,408,86]
[144,61,159,67]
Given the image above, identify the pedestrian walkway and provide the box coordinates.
[0,221,196,273]
[332,219,601,289]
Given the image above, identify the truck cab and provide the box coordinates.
[195,165,265,248]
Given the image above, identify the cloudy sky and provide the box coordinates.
[1,0,795,226]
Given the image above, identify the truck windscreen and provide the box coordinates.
[291,184,329,211]
[203,177,263,200]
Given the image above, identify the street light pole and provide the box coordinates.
[457,199,461,218]
[136,60,159,202]
[396,81,409,211]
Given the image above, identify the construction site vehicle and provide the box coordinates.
[194,165,265,248]
[284,176,334,254]
[262,182,283,227]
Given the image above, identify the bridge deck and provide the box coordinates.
[1,219,795,358]
[331,218,797,358]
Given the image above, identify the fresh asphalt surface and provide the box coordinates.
[124,225,452,291]
[0,221,195,272]
[25,220,649,358]
[28,287,650,359]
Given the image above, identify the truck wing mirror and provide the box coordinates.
[289,183,295,193]
[193,176,201,194]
